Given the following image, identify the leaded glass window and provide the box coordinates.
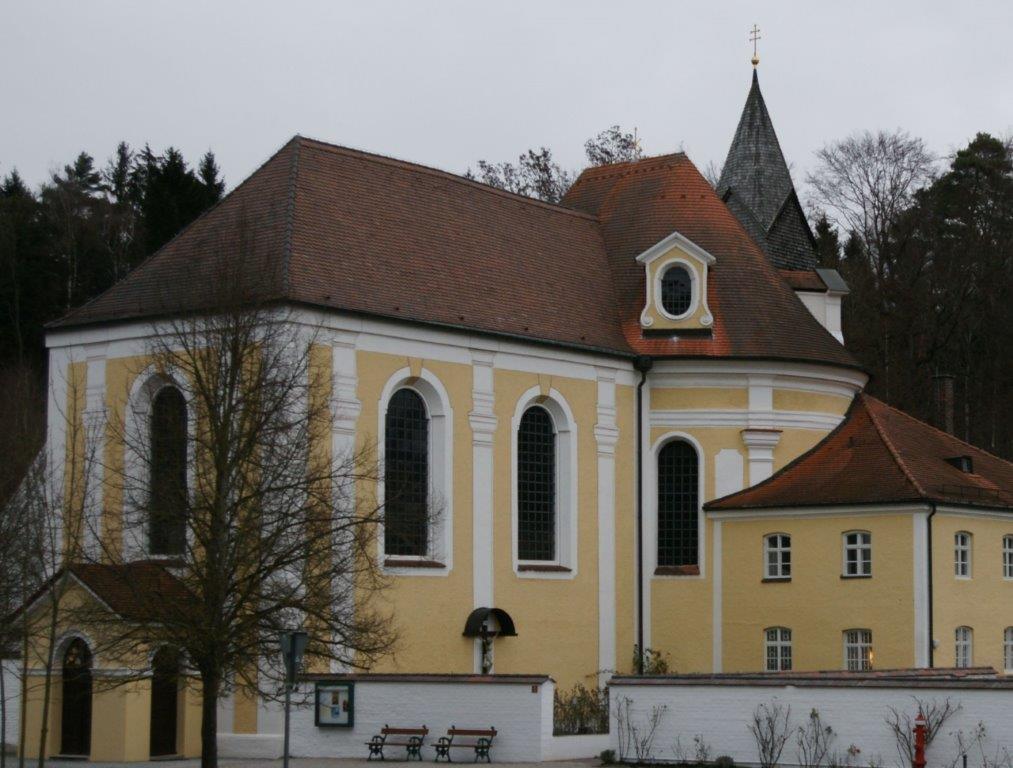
[657,441,699,568]
[150,386,187,556]
[954,532,972,578]
[955,626,973,668]
[660,265,692,316]
[517,406,556,561]
[843,531,872,577]
[384,389,429,557]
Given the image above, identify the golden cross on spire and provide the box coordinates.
[749,23,761,67]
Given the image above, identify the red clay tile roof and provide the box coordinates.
[707,393,1013,511]
[69,562,194,622]
[562,154,858,366]
[51,137,859,370]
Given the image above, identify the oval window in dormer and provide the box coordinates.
[661,265,693,317]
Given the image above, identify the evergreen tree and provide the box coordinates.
[812,213,841,268]
[198,151,225,202]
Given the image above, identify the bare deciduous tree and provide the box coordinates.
[749,700,792,768]
[885,696,960,768]
[77,267,397,768]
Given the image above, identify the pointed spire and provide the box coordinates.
[717,70,818,270]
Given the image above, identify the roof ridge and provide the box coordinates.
[864,394,1013,467]
[293,135,599,222]
[48,136,303,328]
[281,137,301,295]
[569,152,688,186]
[861,393,929,497]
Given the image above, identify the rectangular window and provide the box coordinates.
[844,629,873,671]
[843,532,872,577]
[1003,536,1013,579]
[764,627,792,671]
[1004,627,1013,673]
[954,532,972,578]
[955,626,973,668]
[764,534,791,580]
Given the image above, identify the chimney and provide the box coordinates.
[933,374,955,434]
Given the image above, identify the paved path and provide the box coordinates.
[46,759,598,768]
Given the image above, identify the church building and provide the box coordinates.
[15,66,1013,761]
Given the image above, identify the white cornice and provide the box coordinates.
[650,409,843,432]
[707,503,931,521]
[635,229,718,266]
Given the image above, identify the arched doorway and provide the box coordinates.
[149,648,180,757]
[60,638,92,756]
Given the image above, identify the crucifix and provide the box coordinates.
[750,24,761,67]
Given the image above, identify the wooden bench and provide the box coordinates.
[365,725,429,761]
[433,726,497,763]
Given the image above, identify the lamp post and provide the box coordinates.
[280,630,309,768]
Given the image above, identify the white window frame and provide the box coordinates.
[955,626,973,668]
[954,531,972,579]
[1004,627,1013,674]
[1003,536,1013,580]
[655,259,699,321]
[764,627,792,672]
[844,628,873,671]
[510,386,578,579]
[842,531,872,577]
[764,533,791,580]
[377,367,453,575]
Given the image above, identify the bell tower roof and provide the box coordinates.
[717,70,818,270]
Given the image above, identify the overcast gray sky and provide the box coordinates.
[3,0,1012,198]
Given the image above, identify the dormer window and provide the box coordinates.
[660,265,693,317]
[636,230,715,331]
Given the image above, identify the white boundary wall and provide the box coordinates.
[2,660,19,752]
[219,674,610,762]
[609,676,1013,768]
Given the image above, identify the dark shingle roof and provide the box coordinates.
[51,136,858,370]
[717,71,818,270]
[707,393,1013,511]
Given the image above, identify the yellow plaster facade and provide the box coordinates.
[27,311,1013,760]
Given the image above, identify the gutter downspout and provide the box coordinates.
[634,355,653,674]
[927,502,936,668]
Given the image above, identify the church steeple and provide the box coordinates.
[717,69,819,270]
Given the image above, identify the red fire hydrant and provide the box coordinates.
[913,712,927,768]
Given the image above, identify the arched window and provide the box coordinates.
[954,532,972,578]
[61,638,92,756]
[657,440,699,570]
[842,531,872,577]
[955,626,973,668]
[384,388,429,557]
[764,627,792,671]
[843,628,873,671]
[764,533,791,580]
[1004,536,1013,579]
[149,386,187,556]
[517,406,556,562]
[1004,627,1013,673]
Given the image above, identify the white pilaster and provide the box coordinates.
[594,368,619,683]
[740,429,781,486]
[46,347,72,565]
[469,349,497,673]
[81,344,108,559]
[328,331,360,673]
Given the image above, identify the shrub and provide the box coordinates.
[715,756,736,768]
[600,749,616,765]
[554,682,609,735]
